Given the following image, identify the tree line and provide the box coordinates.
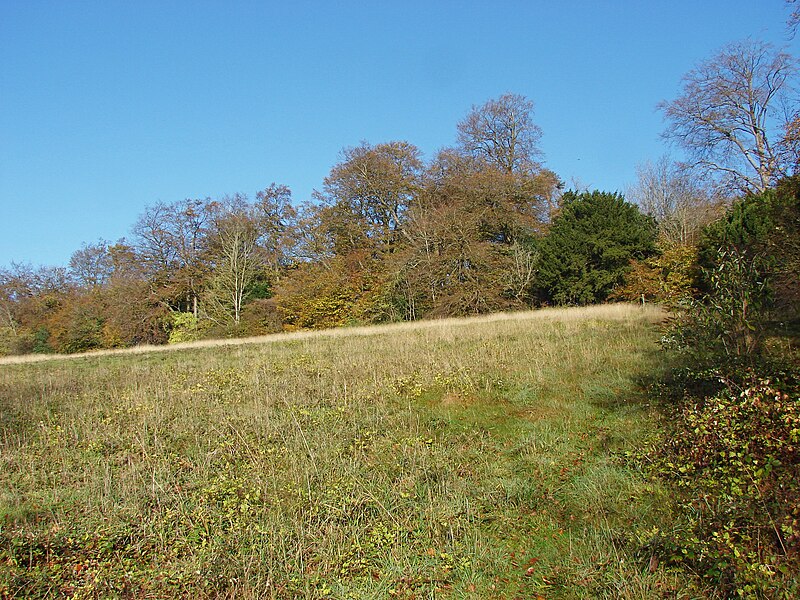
[1,39,797,355]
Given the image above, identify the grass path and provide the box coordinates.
[0,304,689,598]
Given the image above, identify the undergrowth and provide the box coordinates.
[636,238,800,597]
[636,368,800,598]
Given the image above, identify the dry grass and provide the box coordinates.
[0,303,688,598]
[0,303,665,365]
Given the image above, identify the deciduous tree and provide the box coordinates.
[315,141,423,252]
[629,156,719,245]
[255,183,298,273]
[660,40,798,194]
[69,240,114,289]
[788,0,800,36]
[132,198,215,315]
[384,149,558,318]
[456,93,543,175]
[203,188,295,329]
[204,195,267,328]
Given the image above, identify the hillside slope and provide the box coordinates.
[0,304,689,598]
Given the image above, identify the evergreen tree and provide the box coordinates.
[536,191,657,305]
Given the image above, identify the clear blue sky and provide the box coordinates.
[1,0,797,268]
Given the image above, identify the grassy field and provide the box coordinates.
[0,304,690,599]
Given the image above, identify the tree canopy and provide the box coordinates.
[8,71,800,355]
[456,93,543,175]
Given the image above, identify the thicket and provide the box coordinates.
[0,94,661,356]
[640,178,800,596]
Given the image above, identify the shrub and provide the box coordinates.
[612,243,698,305]
[236,298,283,336]
[167,312,209,344]
[698,182,800,322]
[648,180,800,595]
[664,247,770,365]
[649,373,800,597]
[0,327,36,356]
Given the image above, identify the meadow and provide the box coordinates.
[0,304,690,599]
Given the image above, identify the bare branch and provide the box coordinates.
[660,40,798,194]
[456,93,543,175]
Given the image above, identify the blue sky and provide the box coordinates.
[1,0,797,268]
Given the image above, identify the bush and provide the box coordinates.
[612,243,698,305]
[0,327,36,356]
[167,312,209,344]
[233,299,283,337]
[649,372,800,597]
[664,247,770,365]
[647,180,800,595]
[698,182,800,322]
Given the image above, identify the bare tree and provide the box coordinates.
[204,189,294,328]
[629,156,719,245]
[457,93,543,175]
[69,240,114,289]
[660,40,798,194]
[503,241,539,303]
[784,113,800,173]
[131,202,181,274]
[789,0,800,37]
[255,183,297,270]
[202,196,259,327]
